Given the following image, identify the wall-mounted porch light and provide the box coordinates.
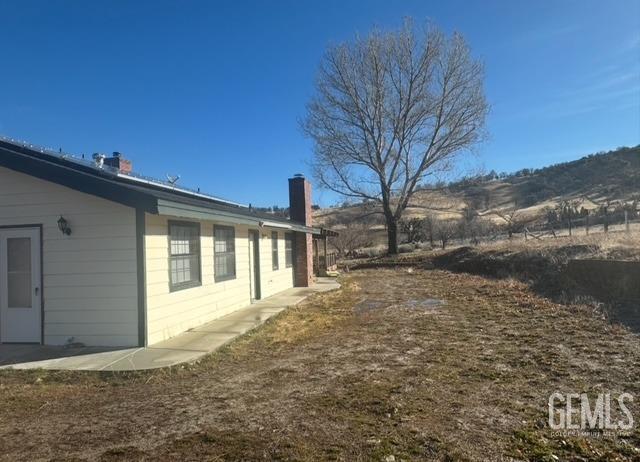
[57,216,72,236]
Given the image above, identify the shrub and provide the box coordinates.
[398,243,415,253]
[357,247,386,258]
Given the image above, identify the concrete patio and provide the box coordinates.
[0,277,340,371]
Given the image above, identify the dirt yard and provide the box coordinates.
[1,269,639,461]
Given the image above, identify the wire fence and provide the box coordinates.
[523,215,640,241]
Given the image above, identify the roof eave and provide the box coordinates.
[0,143,158,213]
[156,199,319,234]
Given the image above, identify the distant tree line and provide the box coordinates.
[415,145,640,209]
[398,205,504,250]
[252,204,321,218]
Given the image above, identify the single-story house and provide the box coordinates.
[0,137,336,347]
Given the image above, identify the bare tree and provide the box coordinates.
[433,219,458,249]
[328,222,374,257]
[423,213,436,247]
[556,198,583,236]
[593,198,617,233]
[399,217,425,243]
[493,207,531,239]
[458,206,489,245]
[303,20,488,254]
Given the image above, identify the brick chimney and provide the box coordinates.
[289,174,314,287]
[104,152,132,174]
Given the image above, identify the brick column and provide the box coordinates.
[293,232,313,287]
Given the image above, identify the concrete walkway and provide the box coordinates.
[0,278,340,371]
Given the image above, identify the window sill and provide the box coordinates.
[169,280,202,293]
[215,274,237,283]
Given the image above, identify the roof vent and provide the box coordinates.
[92,153,106,169]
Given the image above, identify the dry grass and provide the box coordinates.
[479,230,640,261]
[0,270,639,461]
[348,231,640,269]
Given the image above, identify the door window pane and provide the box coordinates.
[8,238,30,272]
[7,238,31,308]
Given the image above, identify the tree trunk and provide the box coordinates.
[568,218,572,236]
[386,217,399,255]
[586,214,589,235]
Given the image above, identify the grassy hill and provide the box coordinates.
[314,146,640,246]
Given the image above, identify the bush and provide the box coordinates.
[356,247,386,258]
[417,242,434,251]
[398,243,416,253]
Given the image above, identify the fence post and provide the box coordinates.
[585,213,589,235]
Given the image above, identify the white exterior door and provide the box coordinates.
[0,227,42,343]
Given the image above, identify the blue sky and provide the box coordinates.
[0,0,638,207]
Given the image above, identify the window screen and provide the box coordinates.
[285,233,293,268]
[271,231,279,270]
[169,222,201,291]
[214,225,236,281]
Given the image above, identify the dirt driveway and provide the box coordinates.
[1,269,639,461]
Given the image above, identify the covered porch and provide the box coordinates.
[313,228,338,276]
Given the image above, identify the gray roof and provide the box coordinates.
[0,137,320,234]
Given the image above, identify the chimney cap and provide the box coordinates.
[112,152,123,158]
[293,173,305,178]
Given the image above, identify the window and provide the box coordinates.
[214,225,236,281]
[271,231,279,270]
[7,237,32,307]
[285,232,293,268]
[169,221,201,291]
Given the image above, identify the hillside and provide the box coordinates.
[454,145,640,208]
[314,146,640,245]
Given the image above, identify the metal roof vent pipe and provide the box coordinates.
[92,153,106,169]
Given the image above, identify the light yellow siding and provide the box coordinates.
[145,215,294,345]
[0,166,138,347]
[258,230,295,299]
[0,164,298,347]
